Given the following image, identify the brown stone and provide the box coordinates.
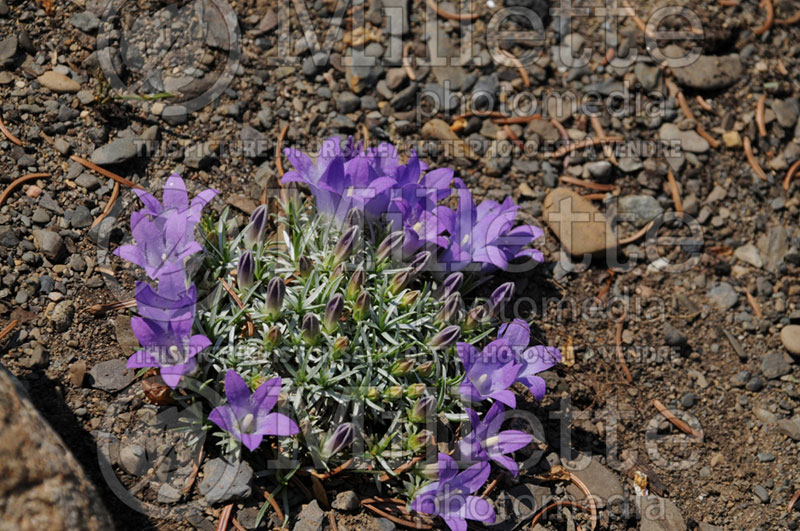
[0,366,113,529]
[543,187,617,256]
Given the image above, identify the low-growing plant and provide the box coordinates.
[114,136,561,530]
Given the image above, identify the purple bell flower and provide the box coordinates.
[410,453,496,531]
[126,282,211,388]
[208,370,299,451]
[320,422,355,459]
[498,319,562,400]
[244,204,269,247]
[458,402,533,477]
[457,339,520,408]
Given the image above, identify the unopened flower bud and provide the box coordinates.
[264,325,281,348]
[490,281,515,315]
[297,256,312,278]
[416,462,439,480]
[384,386,404,400]
[464,304,490,331]
[376,231,404,262]
[244,204,269,247]
[321,423,355,459]
[429,325,461,349]
[406,383,426,399]
[400,290,420,308]
[408,430,434,452]
[390,359,414,376]
[332,262,347,279]
[237,251,255,290]
[389,270,410,295]
[366,388,381,401]
[345,208,363,229]
[346,268,366,300]
[435,292,463,324]
[323,293,345,333]
[333,336,349,353]
[409,395,436,423]
[301,313,320,344]
[265,277,286,319]
[353,290,370,321]
[330,225,360,267]
[416,362,434,378]
[438,272,463,300]
[409,251,431,277]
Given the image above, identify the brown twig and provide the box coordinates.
[788,489,800,512]
[276,123,289,178]
[589,114,618,165]
[695,95,714,113]
[182,446,204,494]
[91,181,120,228]
[231,517,247,531]
[0,173,51,209]
[85,298,137,316]
[491,114,543,125]
[530,501,593,529]
[481,477,500,499]
[358,123,370,147]
[718,0,739,5]
[455,110,508,121]
[219,279,255,337]
[328,512,339,531]
[500,50,530,88]
[379,455,425,482]
[425,0,479,21]
[0,114,23,146]
[615,311,633,383]
[310,457,355,480]
[618,220,654,245]
[675,89,719,148]
[754,0,774,34]
[534,466,598,530]
[653,399,702,438]
[783,159,800,191]
[743,136,768,181]
[402,42,417,81]
[362,502,433,530]
[547,136,625,159]
[666,170,683,213]
[696,126,720,149]
[216,503,233,531]
[0,319,19,342]
[503,125,524,150]
[551,118,570,167]
[756,93,768,137]
[745,290,763,319]
[776,10,800,24]
[560,176,616,192]
[261,487,285,522]
[69,155,144,189]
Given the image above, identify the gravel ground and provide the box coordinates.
[2,0,800,529]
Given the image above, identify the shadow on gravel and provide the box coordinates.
[21,372,157,531]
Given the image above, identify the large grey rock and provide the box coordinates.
[89,358,134,392]
[638,495,686,530]
[198,457,253,505]
[781,325,800,356]
[564,456,623,509]
[0,367,113,529]
[618,195,663,227]
[0,35,16,67]
[90,138,139,165]
[33,230,65,262]
[659,123,709,153]
[707,282,738,310]
[293,499,325,531]
[665,45,743,90]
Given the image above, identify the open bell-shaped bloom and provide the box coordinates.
[410,453,495,531]
[458,402,533,477]
[126,282,211,388]
[208,371,299,451]
[457,339,520,408]
[498,319,562,400]
[114,209,203,282]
